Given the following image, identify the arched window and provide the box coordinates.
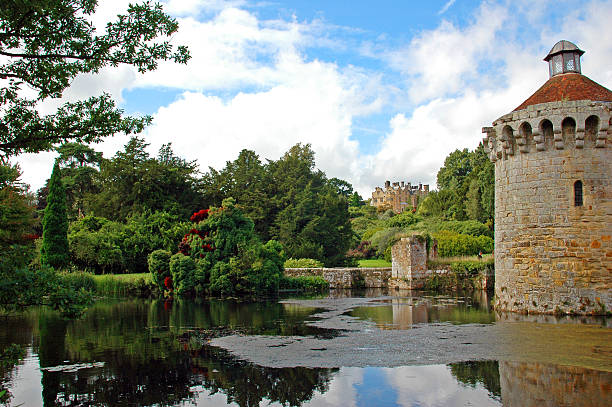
[574,180,583,207]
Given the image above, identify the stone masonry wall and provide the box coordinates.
[483,100,612,314]
[284,268,391,289]
[390,236,428,289]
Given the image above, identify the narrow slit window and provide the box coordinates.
[574,180,583,207]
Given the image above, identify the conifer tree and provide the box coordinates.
[41,163,69,268]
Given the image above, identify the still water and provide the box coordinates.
[0,292,610,406]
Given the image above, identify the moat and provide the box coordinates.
[1,291,611,406]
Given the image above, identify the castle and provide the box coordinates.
[370,181,429,214]
[482,40,611,314]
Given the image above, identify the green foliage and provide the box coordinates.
[68,212,191,274]
[370,227,405,258]
[41,163,70,268]
[92,273,155,298]
[431,144,495,222]
[148,249,172,291]
[417,189,461,219]
[284,258,324,268]
[385,211,421,228]
[249,240,286,293]
[449,259,495,275]
[122,210,192,273]
[174,199,286,297]
[68,216,126,273]
[88,139,204,221]
[59,271,96,292]
[433,231,494,257]
[0,162,37,269]
[170,253,203,295]
[279,275,329,292]
[348,191,364,207]
[0,0,189,156]
[0,265,93,317]
[47,285,93,318]
[424,259,494,291]
[202,144,353,266]
[52,142,102,219]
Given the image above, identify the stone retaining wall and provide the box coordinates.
[284,266,493,290]
[284,268,391,289]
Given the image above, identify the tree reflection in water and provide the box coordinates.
[1,298,611,406]
[5,299,338,406]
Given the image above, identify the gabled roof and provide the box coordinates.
[514,73,612,111]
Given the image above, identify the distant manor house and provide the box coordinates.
[482,40,612,315]
[370,181,429,213]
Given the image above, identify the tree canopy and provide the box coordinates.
[201,144,354,266]
[0,0,190,156]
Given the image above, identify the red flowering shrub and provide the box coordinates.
[178,239,190,255]
[190,209,209,223]
[164,276,173,289]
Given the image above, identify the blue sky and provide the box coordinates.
[17,0,612,196]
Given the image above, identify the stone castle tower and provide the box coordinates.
[482,40,612,314]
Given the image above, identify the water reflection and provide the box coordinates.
[348,291,494,328]
[0,297,611,406]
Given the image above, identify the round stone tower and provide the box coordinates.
[482,40,612,315]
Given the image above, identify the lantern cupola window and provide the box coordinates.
[544,40,584,78]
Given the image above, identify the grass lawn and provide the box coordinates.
[357,259,392,267]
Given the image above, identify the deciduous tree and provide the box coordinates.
[0,0,190,157]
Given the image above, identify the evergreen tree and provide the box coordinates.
[41,163,69,268]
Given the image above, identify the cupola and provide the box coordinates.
[544,40,584,77]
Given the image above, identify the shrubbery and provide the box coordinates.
[433,230,493,257]
[158,198,287,297]
[68,212,191,274]
[346,241,376,260]
[148,249,172,292]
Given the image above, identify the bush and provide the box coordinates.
[148,249,172,291]
[0,266,93,318]
[279,275,329,292]
[169,253,203,295]
[370,227,405,258]
[346,241,376,260]
[248,240,285,293]
[385,211,421,228]
[68,212,191,274]
[433,230,494,257]
[284,258,324,268]
[121,211,191,274]
[68,216,125,274]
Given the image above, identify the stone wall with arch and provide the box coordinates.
[482,100,611,314]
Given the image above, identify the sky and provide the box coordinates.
[13,0,612,197]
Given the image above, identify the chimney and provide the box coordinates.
[401,181,405,188]
[385,180,390,188]
[424,184,429,192]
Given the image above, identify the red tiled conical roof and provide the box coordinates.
[514,73,612,111]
